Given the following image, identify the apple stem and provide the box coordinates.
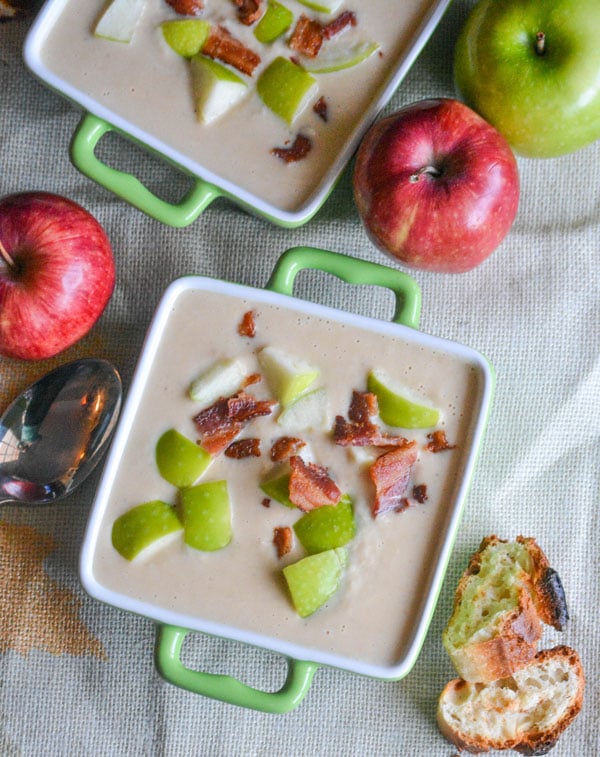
[409,166,441,183]
[535,31,546,56]
[0,238,15,269]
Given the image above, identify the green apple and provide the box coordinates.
[258,346,320,406]
[256,57,317,125]
[260,472,294,508]
[303,40,380,74]
[254,0,293,43]
[161,19,211,58]
[283,547,347,617]
[367,369,439,429]
[155,428,211,488]
[94,0,146,43]
[179,480,232,551]
[293,495,355,554]
[297,0,342,12]
[190,55,249,125]
[111,500,182,560]
[454,0,600,157]
[277,386,330,431]
[189,357,246,406]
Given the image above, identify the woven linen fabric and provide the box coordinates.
[0,1,598,755]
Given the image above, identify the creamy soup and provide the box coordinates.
[88,283,488,671]
[34,0,441,215]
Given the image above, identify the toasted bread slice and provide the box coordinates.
[437,646,584,754]
[442,536,568,683]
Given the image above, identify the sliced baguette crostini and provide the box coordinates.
[442,536,568,683]
[437,645,584,755]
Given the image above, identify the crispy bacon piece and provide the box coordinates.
[273,526,293,558]
[194,390,275,455]
[261,497,271,508]
[271,134,312,163]
[425,430,457,453]
[369,443,418,517]
[313,96,328,122]
[242,372,262,387]
[288,455,341,512]
[203,25,261,75]
[270,436,306,462]
[289,14,323,58]
[165,0,204,16]
[333,391,412,447]
[412,483,428,504]
[238,310,256,338]
[224,437,261,458]
[323,10,357,40]
[232,0,262,25]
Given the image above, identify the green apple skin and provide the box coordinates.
[283,547,347,618]
[454,0,600,158]
[112,500,182,560]
[155,428,211,489]
[179,480,232,551]
[293,495,355,554]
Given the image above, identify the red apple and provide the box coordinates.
[0,191,115,360]
[353,98,520,273]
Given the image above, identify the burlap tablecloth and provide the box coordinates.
[1,2,598,754]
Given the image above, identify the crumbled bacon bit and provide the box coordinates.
[242,372,262,387]
[238,310,256,338]
[313,96,328,122]
[412,483,428,504]
[194,390,276,455]
[322,10,357,40]
[271,134,312,164]
[425,430,456,453]
[165,0,204,16]
[273,526,293,558]
[261,497,271,508]
[288,455,341,512]
[333,391,412,448]
[203,25,261,75]
[270,436,306,462]
[369,443,418,517]
[224,437,261,458]
[289,14,323,58]
[232,0,262,25]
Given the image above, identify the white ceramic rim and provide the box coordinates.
[23,0,453,226]
[79,275,494,681]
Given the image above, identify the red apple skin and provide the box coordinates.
[353,98,520,273]
[0,192,115,361]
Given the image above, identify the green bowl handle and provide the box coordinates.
[155,624,319,713]
[70,113,221,227]
[267,246,421,328]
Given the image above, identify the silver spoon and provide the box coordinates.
[0,358,122,506]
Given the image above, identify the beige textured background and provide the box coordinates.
[1,1,598,755]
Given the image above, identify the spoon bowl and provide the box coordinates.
[0,358,122,506]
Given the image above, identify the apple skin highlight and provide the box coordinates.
[353,98,520,274]
[0,191,115,360]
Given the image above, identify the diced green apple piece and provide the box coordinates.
[111,500,182,560]
[254,0,293,43]
[256,57,317,125]
[296,0,343,12]
[161,19,211,58]
[189,358,247,407]
[94,0,145,43]
[155,428,211,488]
[190,55,248,125]
[303,40,380,73]
[258,346,320,406]
[283,547,347,618]
[260,472,294,508]
[293,495,355,554]
[277,386,330,431]
[367,369,440,429]
[179,480,232,551]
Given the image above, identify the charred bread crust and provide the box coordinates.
[437,646,585,755]
[442,536,567,683]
